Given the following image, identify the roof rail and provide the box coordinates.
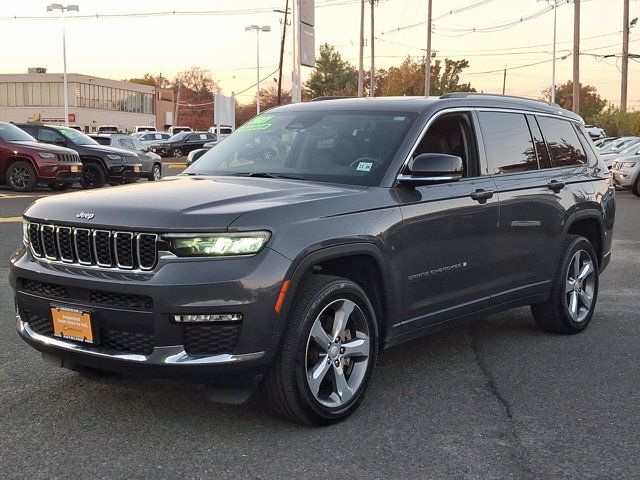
[439,92,556,106]
[310,96,357,102]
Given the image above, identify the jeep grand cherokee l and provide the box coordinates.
[16,124,142,188]
[10,94,615,425]
[0,122,82,192]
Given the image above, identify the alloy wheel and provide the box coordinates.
[9,165,32,189]
[153,165,161,180]
[565,249,596,323]
[304,298,371,408]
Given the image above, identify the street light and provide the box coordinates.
[538,0,558,104]
[46,3,79,127]
[245,24,271,114]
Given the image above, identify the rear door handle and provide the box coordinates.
[470,189,494,203]
[546,180,566,192]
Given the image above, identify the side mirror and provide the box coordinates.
[398,153,463,185]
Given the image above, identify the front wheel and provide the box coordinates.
[172,148,183,158]
[531,235,599,334]
[262,275,378,426]
[80,163,107,189]
[6,161,37,192]
[148,163,161,181]
[632,175,640,197]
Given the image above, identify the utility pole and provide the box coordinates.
[502,66,507,95]
[551,0,557,103]
[621,0,630,112]
[572,0,580,114]
[358,0,365,97]
[174,79,182,126]
[370,0,375,97]
[276,1,290,106]
[291,0,302,103]
[424,0,433,96]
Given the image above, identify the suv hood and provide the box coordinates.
[23,175,367,231]
[78,144,134,157]
[12,141,78,156]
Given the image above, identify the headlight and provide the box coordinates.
[167,231,271,257]
[22,220,29,246]
[38,152,56,159]
[621,161,637,168]
[107,154,122,160]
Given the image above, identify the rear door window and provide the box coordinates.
[478,111,538,174]
[537,117,587,166]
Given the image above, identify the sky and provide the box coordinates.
[1,0,639,108]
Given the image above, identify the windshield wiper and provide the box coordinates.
[244,172,305,180]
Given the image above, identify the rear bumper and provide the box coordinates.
[611,168,638,189]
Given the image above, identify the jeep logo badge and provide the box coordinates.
[76,212,95,220]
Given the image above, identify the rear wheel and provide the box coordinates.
[148,163,161,181]
[80,163,107,189]
[531,235,599,334]
[6,161,37,192]
[262,275,378,426]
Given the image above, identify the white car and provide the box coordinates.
[133,131,172,148]
[207,126,234,141]
[585,125,606,139]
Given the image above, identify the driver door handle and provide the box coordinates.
[470,189,494,203]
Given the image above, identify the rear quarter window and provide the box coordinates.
[537,116,587,166]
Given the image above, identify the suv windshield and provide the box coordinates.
[57,127,99,145]
[186,111,416,186]
[0,122,37,142]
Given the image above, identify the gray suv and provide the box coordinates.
[10,94,616,425]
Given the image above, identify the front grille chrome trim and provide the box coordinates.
[25,221,160,272]
[56,226,75,263]
[114,232,134,270]
[92,230,113,267]
[41,225,58,260]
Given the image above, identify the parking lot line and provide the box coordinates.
[0,216,22,223]
[0,193,45,199]
[166,163,186,168]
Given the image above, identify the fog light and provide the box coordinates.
[134,166,141,173]
[172,313,242,323]
[70,165,80,173]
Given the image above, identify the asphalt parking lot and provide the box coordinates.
[0,172,638,479]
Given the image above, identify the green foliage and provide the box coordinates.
[542,81,607,123]
[590,106,640,137]
[376,56,475,96]
[304,43,357,98]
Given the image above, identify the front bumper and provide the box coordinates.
[106,164,142,183]
[10,246,291,383]
[611,168,639,189]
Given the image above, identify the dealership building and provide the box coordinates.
[0,69,175,132]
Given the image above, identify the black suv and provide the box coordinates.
[15,124,142,188]
[150,131,216,157]
[10,95,615,425]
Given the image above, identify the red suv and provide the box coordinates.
[0,122,82,192]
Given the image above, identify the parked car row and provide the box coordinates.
[593,135,640,196]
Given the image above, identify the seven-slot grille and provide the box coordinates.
[27,222,157,270]
[55,152,81,163]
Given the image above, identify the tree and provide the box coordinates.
[172,67,219,130]
[235,86,292,127]
[378,57,475,96]
[542,81,607,122]
[124,73,169,88]
[304,43,357,99]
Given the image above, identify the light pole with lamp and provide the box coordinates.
[46,3,79,127]
[245,24,271,114]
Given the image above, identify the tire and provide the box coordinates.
[262,275,378,426]
[531,235,599,334]
[6,161,37,192]
[50,181,73,191]
[148,163,161,181]
[632,175,640,197]
[172,148,183,158]
[80,162,107,189]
